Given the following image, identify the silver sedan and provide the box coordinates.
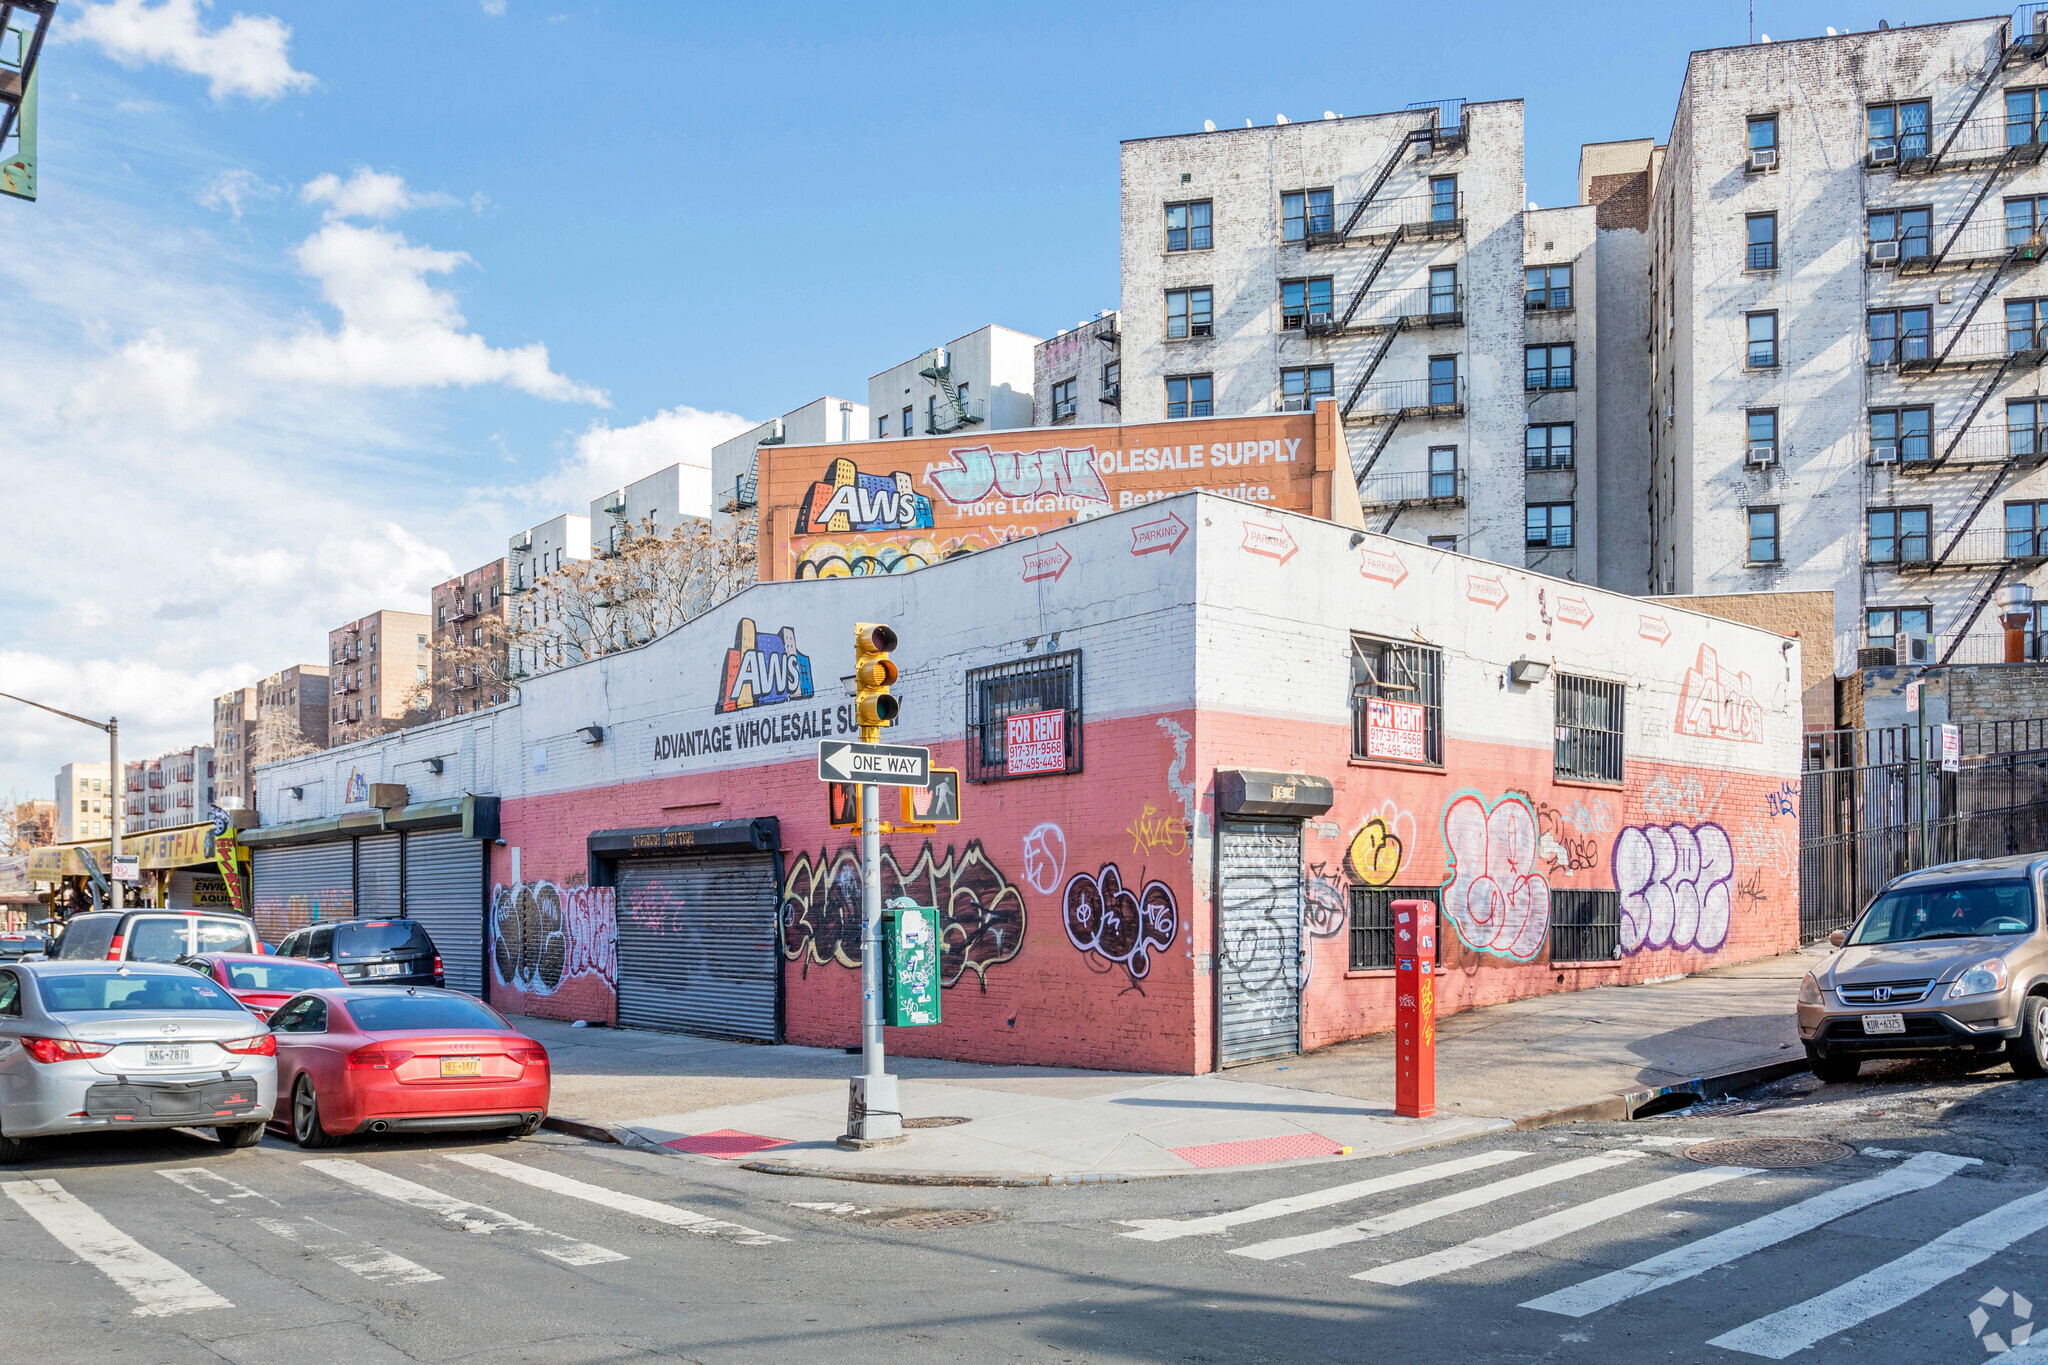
[0,961,278,1160]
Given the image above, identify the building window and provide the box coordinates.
[1164,200,1212,252]
[1429,355,1458,406]
[1869,406,1933,465]
[1429,175,1457,223]
[1526,423,1574,469]
[416,664,427,683]
[1524,264,1571,309]
[1527,502,1575,549]
[2007,195,2048,248]
[1867,307,1931,367]
[1280,366,1333,411]
[1748,507,1780,563]
[1429,266,1458,315]
[1555,673,1626,784]
[1429,446,1458,499]
[1867,206,1932,263]
[1349,886,1442,971]
[436,606,446,626]
[1747,409,1778,464]
[1748,114,1778,159]
[1165,288,1213,339]
[1868,507,1930,565]
[1551,890,1622,962]
[2013,400,2044,459]
[369,695,378,716]
[1746,213,1777,269]
[1867,100,1929,161]
[1101,359,1120,400]
[1051,378,1078,421]
[876,414,889,439]
[1281,188,1333,242]
[1350,634,1443,766]
[1428,535,1457,551]
[1280,277,1333,329]
[1166,374,1212,418]
[1525,344,1573,390]
[964,651,1083,782]
[2007,501,2048,558]
[1867,606,1931,655]
[901,406,913,437]
[2009,88,2046,147]
[2008,299,2047,352]
[1747,312,1778,368]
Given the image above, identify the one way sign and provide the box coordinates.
[817,739,932,788]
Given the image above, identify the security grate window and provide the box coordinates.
[1554,673,1626,784]
[1350,634,1444,765]
[1550,889,1621,962]
[1349,887,1442,970]
[964,651,1083,782]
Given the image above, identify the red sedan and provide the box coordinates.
[184,953,346,1020]
[265,987,549,1147]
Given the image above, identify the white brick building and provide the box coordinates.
[1032,310,1122,427]
[708,395,867,523]
[508,512,592,680]
[868,325,1038,442]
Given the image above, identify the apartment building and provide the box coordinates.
[1032,311,1123,427]
[868,326,1038,444]
[590,465,714,551]
[212,687,259,809]
[1649,14,2048,672]
[53,762,111,842]
[327,610,432,745]
[123,746,215,833]
[710,395,868,522]
[430,559,510,720]
[506,513,590,681]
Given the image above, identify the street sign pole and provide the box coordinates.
[842,623,905,1147]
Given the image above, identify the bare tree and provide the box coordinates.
[253,705,320,766]
[0,797,56,855]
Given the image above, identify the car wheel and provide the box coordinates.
[0,1125,29,1164]
[215,1121,265,1149]
[1806,1045,1860,1083]
[291,1075,343,1149]
[2009,995,2048,1079]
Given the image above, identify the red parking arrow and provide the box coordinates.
[1555,595,1594,628]
[1639,614,1672,645]
[1021,542,1072,582]
[1358,545,1408,587]
[1465,573,1509,610]
[1240,522,1298,564]
[1130,510,1189,556]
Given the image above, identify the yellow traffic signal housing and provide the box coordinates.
[899,768,961,826]
[853,622,900,733]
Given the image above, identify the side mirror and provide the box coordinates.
[1828,930,1847,948]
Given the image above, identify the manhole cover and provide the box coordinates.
[1683,1137,1856,1168]
[880,1209,999,1231]
[902,1116,970,1129]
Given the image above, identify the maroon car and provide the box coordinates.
[183,953,347,1022]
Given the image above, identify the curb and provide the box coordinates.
[738,1162,1139,1189]
[540,1114,628,1145]
[1509,1056,1813,1130]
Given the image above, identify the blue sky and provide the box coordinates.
[0,0,1971,797]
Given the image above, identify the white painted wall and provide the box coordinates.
[709,395,868,521]
[868,325,1040,440]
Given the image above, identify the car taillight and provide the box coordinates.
[21,1037,115,1065]
[347,1047,415,1070]
[105,935,124,961]
[221,1034,276,1056]
[509,1046,549,1067]
[433,955,444,977]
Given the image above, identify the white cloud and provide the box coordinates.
[517,405,754,508]
[64,330,227,431]
[481,0,508,14]
[66,0,316,101]
[245,220,606,403]
[300,167,457,222]
[198,166,276,221]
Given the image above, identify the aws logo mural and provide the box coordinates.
[797,458,935,534]
[717,619,815,712]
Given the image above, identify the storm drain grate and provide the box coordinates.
[880,1209,1000,1231]
[902,1116,971,1130]
[1683,1137,1856,1168]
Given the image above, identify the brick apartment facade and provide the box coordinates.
[327,610,432,746]
[431,560,510,720]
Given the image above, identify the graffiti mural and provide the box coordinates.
[717,619,814,712]
[1511,790,1603,877]
[780,839,1026,988]
[796,457,934,534]
[1346,810,1410,887]
[925,444,1111,508]
[1612,823,1734,954]
[1062,864,1179,984]
[1127,802,1190,858]
[491,882,618,994]
[1676,644,1764,744]
[792,534,996,579]
[1440,792,1551,960]
[1020,823,1068,896]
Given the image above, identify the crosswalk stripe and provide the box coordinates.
[304,1159,627,1267]
[1121,1150,1531,1242]
[1355,1164,1759,1286]
[3,1177,231,1316]
[1523,1150,1980,1318]
[1231,1151,1644,1262]
[1707,1183,2048,1359]
[445,1153,787,1246]
[158,1167,442,1286]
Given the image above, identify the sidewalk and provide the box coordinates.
[525,943,1824,1184]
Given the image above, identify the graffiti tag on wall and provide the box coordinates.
[797,458,935,533]
[1675,645,1764,744]
[926,444,1112,507]
[1440,793,1551,960]
[780,839,1025,988]
[1062,864,1178,984]
[1511,790,1606,877]
[1020,822,1068,896]
[718,619,814,712]
[1127,802,1190,858]
[490,882,618,994]
[1767,780,1800,819]
[1612,824,1734,954]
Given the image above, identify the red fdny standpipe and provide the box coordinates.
[1393,898,1437,1118]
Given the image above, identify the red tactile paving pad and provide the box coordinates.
[661,1129,793,1159]
[1170,1133,1347,1168]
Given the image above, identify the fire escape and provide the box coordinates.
[918,347,986,435]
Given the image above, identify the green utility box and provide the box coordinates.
[881,901,940,1027]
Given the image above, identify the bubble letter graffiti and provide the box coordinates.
[1675,645,1763,744]
[1062,864,1178,983]
[780,839,1026,988]
[1440,793,1550,960]
[1612,823,1734,953]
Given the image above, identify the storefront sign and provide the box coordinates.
[1005,710,1066,775]
[717,618,814,712]
[1365,698,1428,764]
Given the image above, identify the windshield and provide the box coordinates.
[37,972,245,1013]
[333,922,428,960]
[344,994,505,1032]
[1850,879,2038,945]
[224,961,343,992]
[125,919,191,962]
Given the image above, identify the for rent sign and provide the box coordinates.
[1004,709,1067,775]
[1365,698,1428,764]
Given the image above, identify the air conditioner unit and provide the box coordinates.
[1870,145,1899,166]
[1749,148,1778,171]
[1748,443,1777,467]
[1870,441,1899,464]
[1870,240,1901,264]
[1907,636,1934,664]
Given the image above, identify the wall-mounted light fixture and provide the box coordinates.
[578,725,605,746]
[426,757,445,775]
[1508,659,1550,686]
[288,786,304,800]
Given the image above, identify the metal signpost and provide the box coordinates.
[0,691,121,909]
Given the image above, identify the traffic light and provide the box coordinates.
[853,622,899,737]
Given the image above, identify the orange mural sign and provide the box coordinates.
[757,407,1356,580]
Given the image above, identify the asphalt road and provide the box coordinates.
[5,1056,2047,1365]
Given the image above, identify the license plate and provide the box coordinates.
[369,962,404,977]
[1862,1013,1906,1035]
[440,1056,482,1078]
[146,1045,191,1066]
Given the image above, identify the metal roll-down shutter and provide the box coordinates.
[403,827,485,996]
[250,842,354,944]
[1216,817,1303,1067]
[613,853,779,1040]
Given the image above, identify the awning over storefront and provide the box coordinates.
[237,795,498,850]
[24,821,227,879]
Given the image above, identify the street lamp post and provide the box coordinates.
[0,691,121,910]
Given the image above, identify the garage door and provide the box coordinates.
[251,842,354,943]
[357,833,401,916]
[613,853,779,1040]
[403,828,485,996]
[1216,818,1302,1067]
